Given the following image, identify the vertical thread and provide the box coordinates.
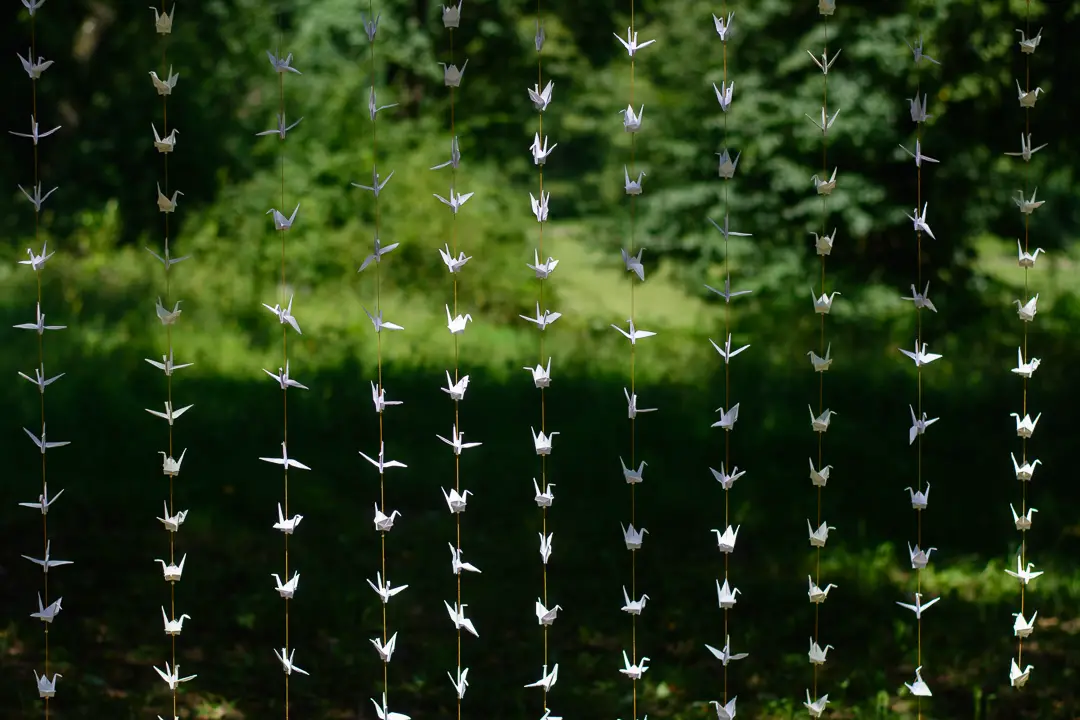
[366,0,392,708]
[810,9,832,708]
[534,0,552,713]
[629,3,638,719]
[17,4,66,717]
[154,3,182,719]
[1008,0,1041,687]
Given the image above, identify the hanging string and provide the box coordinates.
[365,0,394,706]
[719,0,731,706]
[447,21,464,720]
[29,7,52,719]
[157,4,180,719]
[913,8,925,718]
[535,0,551,712]
[810,12,830,705]
[627,2,639,718]
[273,10,292,719]
[1016,0,1032,673]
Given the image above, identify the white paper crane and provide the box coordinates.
[807,576,837,604]
[23,540,73,573]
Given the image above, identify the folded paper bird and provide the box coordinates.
[809,459,832,487]
[905,666,932,697]
[442,0,462,28]
[716,578,740,608]
[533,479,555,507]
[374,503,402,532]
[908,405,939,445]
[148,2,175,33]
[148,349,194,377]
[434,187,476,213]
[367,572,406,604]
[18,184,59,213]
[713,11,734,42]
[1010,412,1041,438]
[157,501,188,532]
[808,638,833,665]
[1013,610,1037,638]
[621,586,649,615]
[267,50,302,74]
[528,80,554,112]
[614,27,656,57]
[154,663,197,690]
[437,424,482,455]
[23,540,73,573]
[620,104,644,133]
[712,525,739,554]
[524,664,559,692]
[807,520,835,548]
[155,554,187,582]
[908,543,936,570]
[31,593,63,623]
[259,442,311,472]
[538,532,554,564]
[902,282,938,313]
[525,358,553,388]
[711,698,738,720]
[805,691,830,718]
[1016,27,1042,54]
[10,114,61,145]
[371,632,398,662]
[621,523,648,550]
[1011,502,1038,531]
[808,576,837,604]
[536,599,561,626]
[19,482,65,515]
[712,333,751,364]
[619,650,650,680]
[371,693,410,720]
[162,607,190,636]
[445,601,479,637]
[439,243,471,273]
[712,403,740,431]
[1004,554,1043,585]
[813,229,837,256]
[265,362,309,391]
[150,67,179,95]
[440,60,469,87]
[621,247,646,281]
[358,237,399,273]
[1015,80,1043,109]
[431,136,461,171]
[272,572,300,598]
[448,666,469,699]
[33,671,61,699]
[23,425,70,454]
[1016,241,1044,268]
[449,543,481,574]
[17,49,53,78]
[811,168,838,195]
[1010,658,1032,688]
[809,407,835,433]
[713,80,735,112]
[896,592,940,619]
[709,463,745,490]
[705,635,748,666]
[274,647,310,676]
[906,483,930,510]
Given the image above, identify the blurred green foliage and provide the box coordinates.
[2,0,1080,719]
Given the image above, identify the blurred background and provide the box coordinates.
[2,0,1079,718]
